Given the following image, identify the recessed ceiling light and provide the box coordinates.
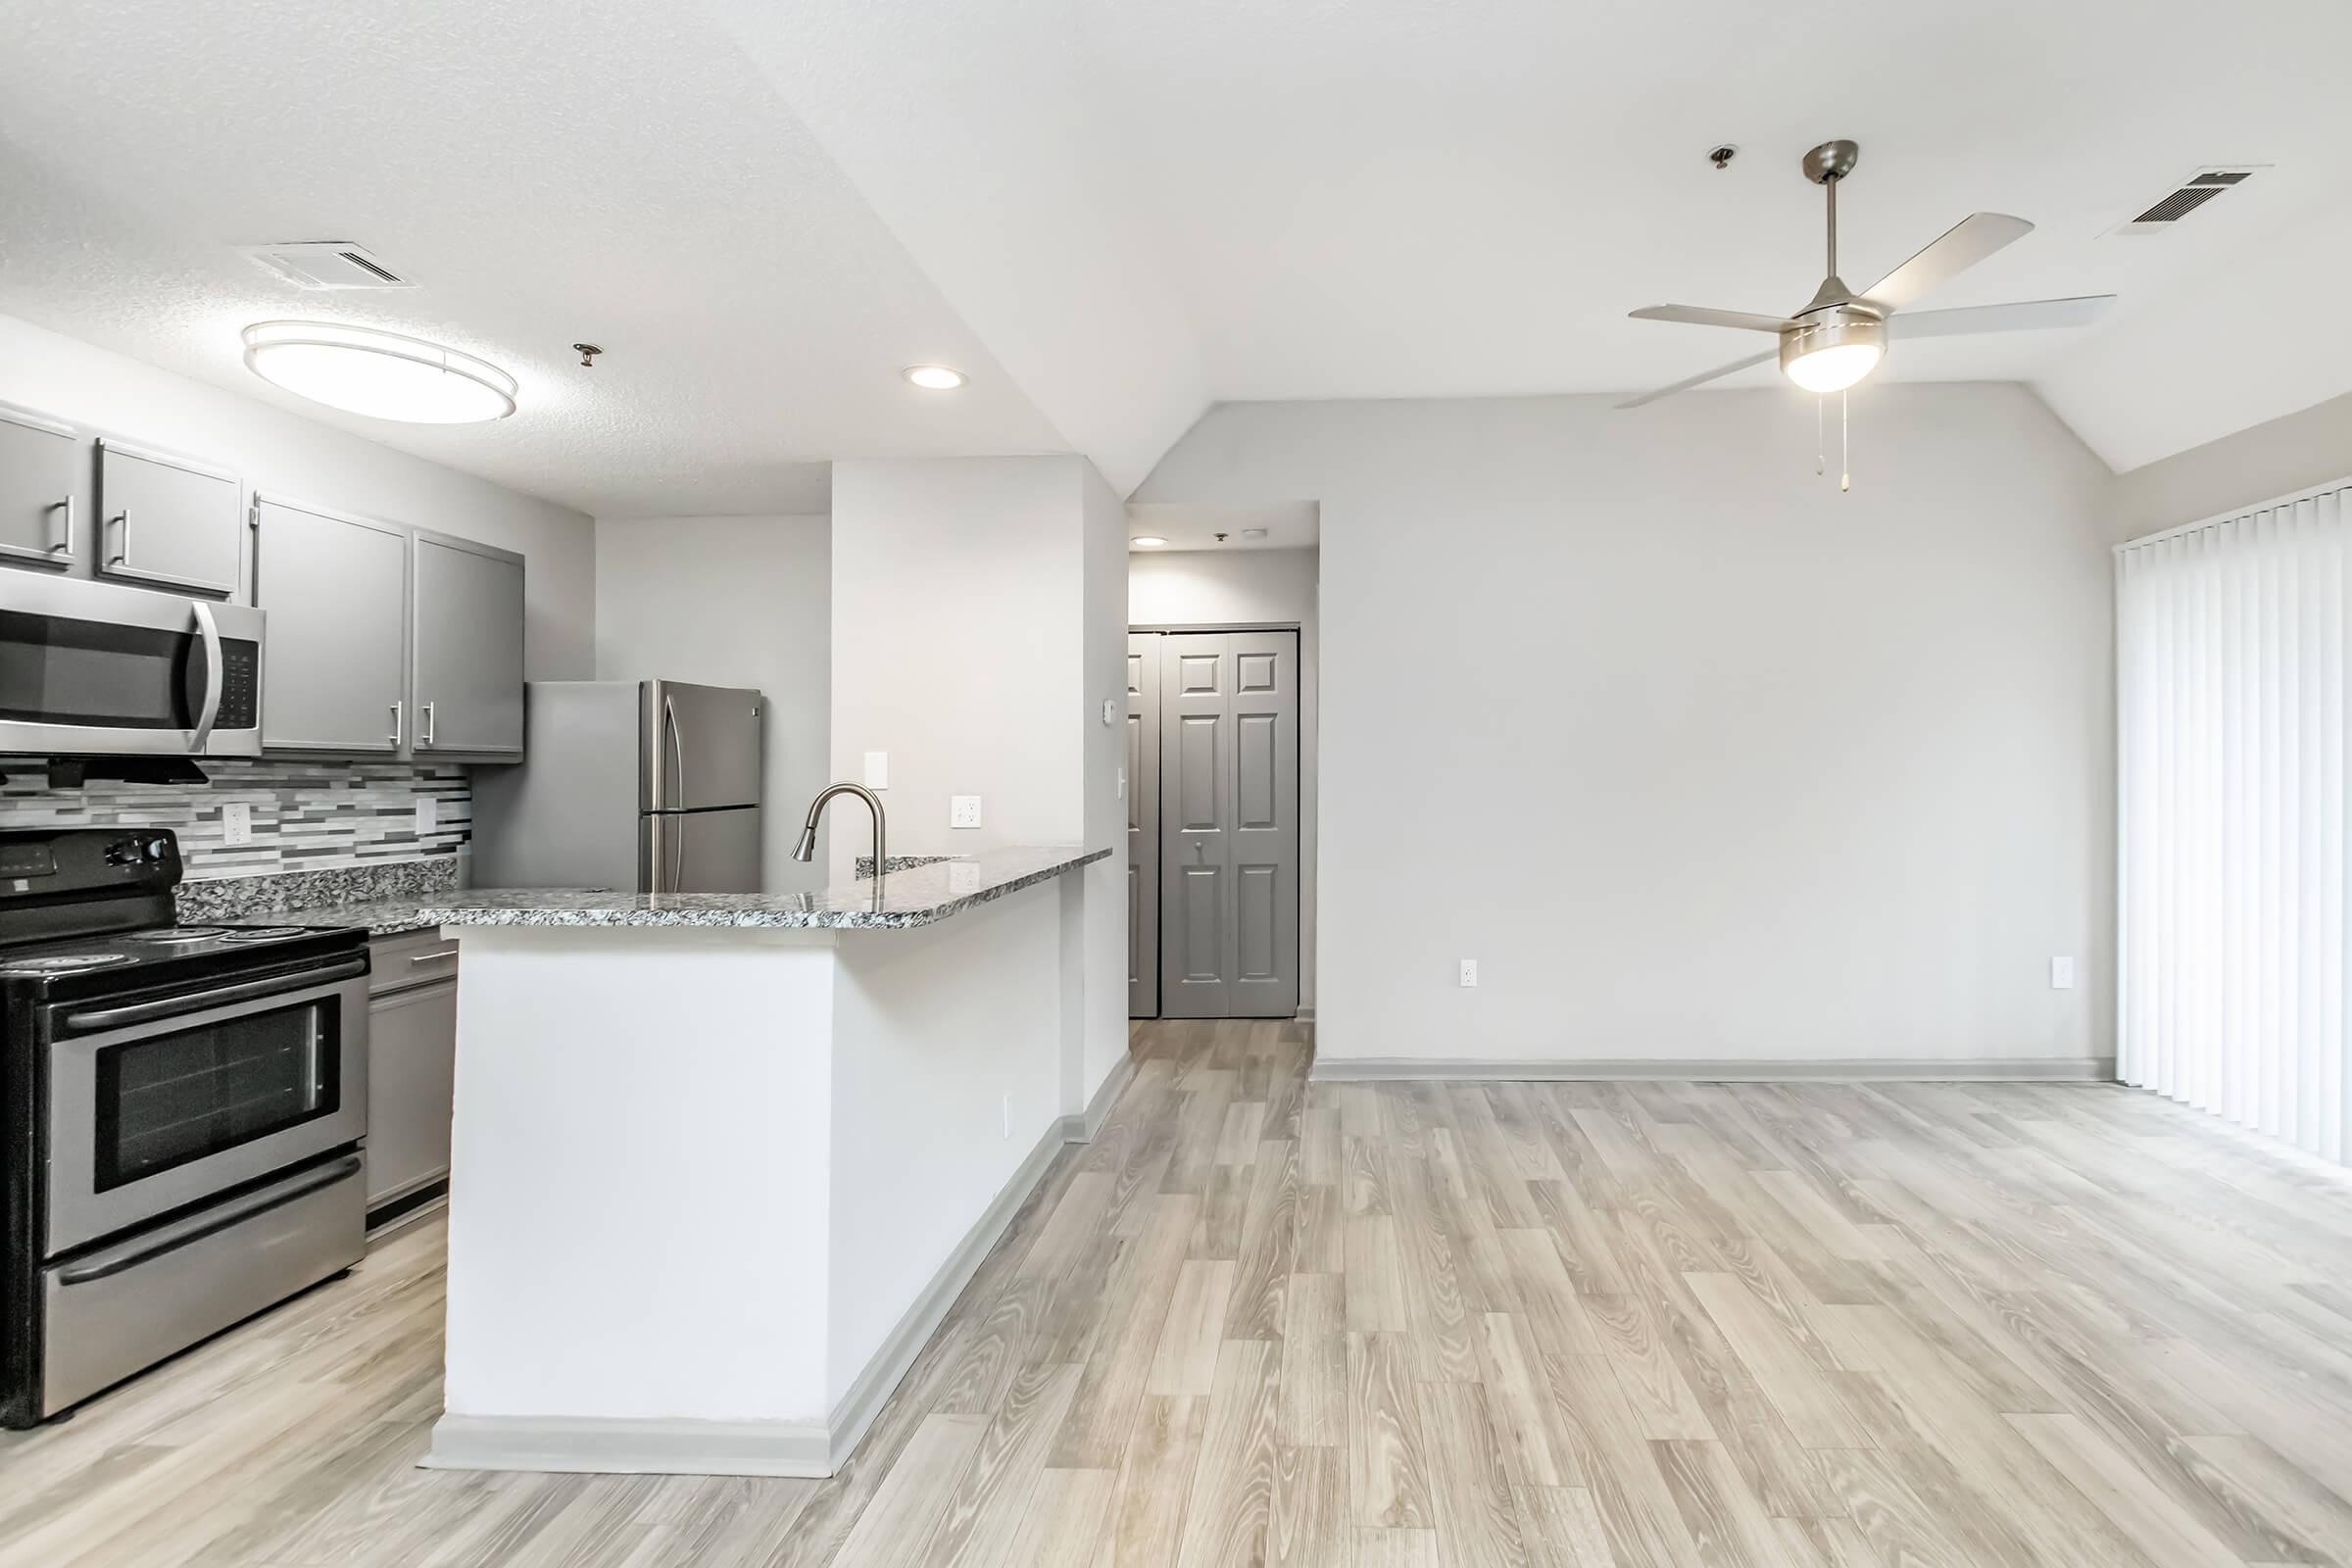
[1130,536,1169,549]
[242,321,515,422]
[904,365,967,391]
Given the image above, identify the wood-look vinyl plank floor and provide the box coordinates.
[5,1019,2351,1567]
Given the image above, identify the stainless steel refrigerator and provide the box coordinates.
[470,680,764,893]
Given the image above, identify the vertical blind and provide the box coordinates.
[2117,480,2349,1162]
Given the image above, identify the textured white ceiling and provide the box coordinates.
[1127,502,1320,552]
[0,0,1069,517]
[711,0,2352,473]
[2,0,2346,509]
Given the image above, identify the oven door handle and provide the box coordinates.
[60,956,368,1032]
[55,1154,363,1286]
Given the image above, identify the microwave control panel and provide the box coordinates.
[218,639,260,729]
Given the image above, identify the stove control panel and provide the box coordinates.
[0,826,181,905]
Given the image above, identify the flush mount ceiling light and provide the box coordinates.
[242,321,516,422]
[903,364,967,391]
[1130,535,1169,549]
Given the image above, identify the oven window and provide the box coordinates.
[91,1000,342,1192]
[0,609,198,729]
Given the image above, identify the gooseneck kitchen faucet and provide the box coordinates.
[793,781,885,879]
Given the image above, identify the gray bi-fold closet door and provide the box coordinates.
[1132,628,1300,1019]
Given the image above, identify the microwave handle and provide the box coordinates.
[189,601,223,753]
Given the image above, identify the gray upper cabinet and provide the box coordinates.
[95,438,242,597]
[0,403,81,569]
[411,529,524,757]
[253,496,410,753]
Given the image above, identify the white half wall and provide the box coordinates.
[594,514,832,891]
[1135,384,2115,1069]
[1129,545,1321,1008]
[0,312,596,678]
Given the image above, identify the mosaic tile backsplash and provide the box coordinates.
[0,760,470,880]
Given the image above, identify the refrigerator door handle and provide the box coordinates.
[662,694,686,811]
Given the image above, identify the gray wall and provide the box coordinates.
[593,514,832,893]
[1136,383,2116,1069]
[1129,546,1321,1009]
[2107,389,2352,542]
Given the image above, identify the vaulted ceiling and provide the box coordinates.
[3,0,2346,515]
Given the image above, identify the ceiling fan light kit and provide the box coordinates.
[1619,137,2120,486]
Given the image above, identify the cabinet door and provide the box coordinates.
[253,497,408,752]
[0,403,81,568]
[95,439,241,597]
[366,977,458,1208]
[411,530,524,756]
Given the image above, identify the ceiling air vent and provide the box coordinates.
[2113,168,2263,234]
[238,241,416,290]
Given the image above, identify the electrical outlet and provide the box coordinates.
[951,795,983,829]
[1002,1093,1012,1140]
[415,795,438,836]
[1459,958,1479,988]
[2050,956,2076,990]
[221,802,252,846]
[863,751,889,789]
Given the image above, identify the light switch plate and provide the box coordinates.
[863,751,889,789]
[2050,956,2076,990]
[951,795,983,829]
[415,795,438,836]
[221,802,252,846]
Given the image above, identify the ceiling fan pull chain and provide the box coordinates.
[1840,389,1851,493]
[1816,396,1826,476]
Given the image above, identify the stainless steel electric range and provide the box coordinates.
[0,827,370,1426]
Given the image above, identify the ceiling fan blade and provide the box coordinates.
[1630,305,1792,334]
[1859,213,2034,314]
[1615,349,1779,410]
[1887,295,2118,340]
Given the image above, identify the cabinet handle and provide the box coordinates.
[49,495,73,554]
[388,701,404,747]
[106,509,129,566]
[419,702,436,748]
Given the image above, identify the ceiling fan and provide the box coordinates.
[1618,139,2114,409]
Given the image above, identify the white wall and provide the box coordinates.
[0,312,595,679]
[594,514,832,892]
[2106,388,2352,542]
[1129,546,1321,1008]
[1136,384,2116,1069]
[830,457,1129,1115]
[1080,464,1132,1100]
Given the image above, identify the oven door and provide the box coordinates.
[44,961,368,1254]
[0,574,264,758]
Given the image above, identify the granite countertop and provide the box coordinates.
[419,846,1109,931]
[220,895,466,938]
[178,858,468,937]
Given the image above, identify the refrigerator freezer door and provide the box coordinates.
[641,807,762,894]
[642,681,763,812]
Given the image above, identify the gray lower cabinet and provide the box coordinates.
[94,438,242,597]
[253,496,410,752]
[366,932,460,1211]
[0,402,80,569]
[412,529,524,758]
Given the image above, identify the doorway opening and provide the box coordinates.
[1126,626,1302,1019]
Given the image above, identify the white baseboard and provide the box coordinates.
[1062,1051,1136,1144]
[425,1114,1070,1479]
[423,1413,832,1477]
[1308,1055,2117,1084]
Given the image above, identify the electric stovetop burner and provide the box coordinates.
[132,925,231,944]
[219,926,311,942]
[0,953,132,975]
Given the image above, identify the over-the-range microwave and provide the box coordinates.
[0,574,263,758]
